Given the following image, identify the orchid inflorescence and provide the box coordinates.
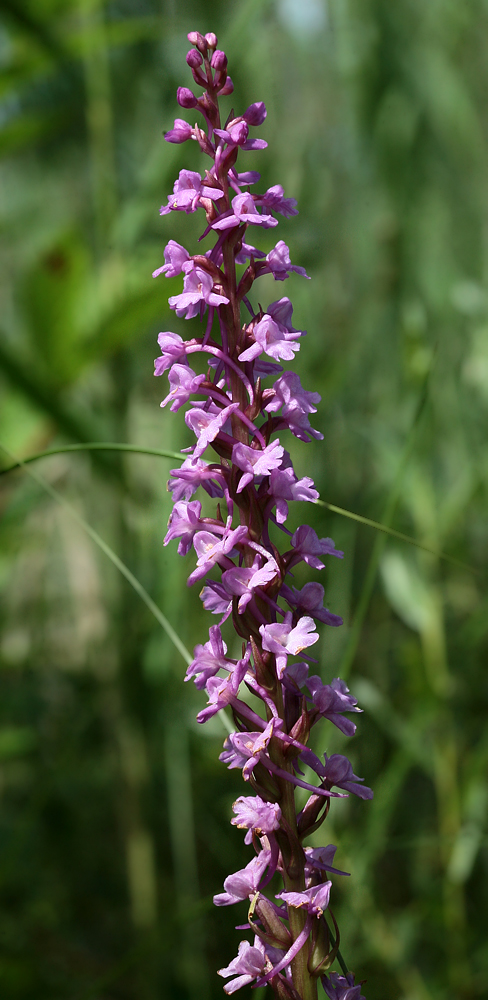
[155,29,371,1000]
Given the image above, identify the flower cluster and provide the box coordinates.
[155,30,370,1000]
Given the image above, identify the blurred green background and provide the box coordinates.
[0,0,487,997]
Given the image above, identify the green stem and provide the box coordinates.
[278,776,317,1000]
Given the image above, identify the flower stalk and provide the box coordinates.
[154,29,371,1000]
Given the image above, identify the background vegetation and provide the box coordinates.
[0,1,487,998]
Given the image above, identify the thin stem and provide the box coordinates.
[273,685,317,1000]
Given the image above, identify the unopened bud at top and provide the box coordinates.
[177,87,198,109]
[205,32,218,49]
[243,102,267,126]
[187,31,207,53]
[211,49,227,70]
[186,48,203,69]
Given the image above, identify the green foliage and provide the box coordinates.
[0,1,487,998]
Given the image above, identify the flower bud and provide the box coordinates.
[211,49,227,70]
[236,265,255,303]
[308,917,335,978]
[177,87,198,109]
[164,118,192,144]
[252,896,293,949]
[218,75,234,96]
[186,48,203,68]
[205,32,218,49]
[274,979,303,1000]
[187,31,207,53]
[243,101,267,126]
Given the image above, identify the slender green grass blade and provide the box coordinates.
[315,499,475,572]
[0,441,183,475]
[0,440,192,665]
[336,366,434,679]
[0,441,476,573]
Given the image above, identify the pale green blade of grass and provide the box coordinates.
[315,498,475,572]
[0,440,191,665]
[0,441,183,474]
[1,443,476,573]
[336,369,432,680]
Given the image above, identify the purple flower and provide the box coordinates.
[253,358,283,378]
[281,582,343,626]
[188,523,249,585]
[220,719,280,774]
[222,554,279,612]
[304,845,350,880]
[152,240,190,278]
[160,168,224,215]
[214,121,248,145]
[268,468,318,523]
[276,880,331,916]
[167,456,225,502]
[185,624,230,689]
[302,751,374,800]
[212,192,278,231]
[280,407,323,442]
[232,169,261,186]
[260,614,319,678]
[169,265,229,319]
[214,120,268,151]
[164,118,193,143]
[235,246,266,267]
[322,972,366,1000]
[160,364,206,411]
[234,240,267,265]
[283,661,310,688]
[239,298,304,363]
[290,526,343,570]
[199,580,232,619]
[214,850,271,906]
[256,184,298,217]
[196,652,249,723]
[264,240,310,281]
[306,676,361,735]
[163,499,203,555]
[231,794,281,845]
[221,714,342,796]
[239,315,301,363]
[218,937,268,994]
[232,440,284,491]
[265,370,323,441]
[265,370,319,412]
[186,402,239,458]
[154,332,187,375]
